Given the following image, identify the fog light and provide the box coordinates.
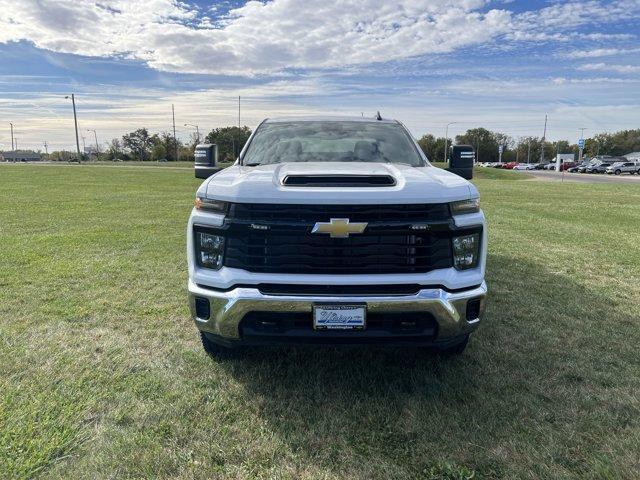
[195,231,225,270]
[194,297,210,319]
[453,233,479,270]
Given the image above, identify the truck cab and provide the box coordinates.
[187,116,487,357]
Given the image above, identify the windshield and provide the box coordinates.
[242,121,424,167]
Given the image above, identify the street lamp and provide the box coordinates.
[184,123,200,144]
[9,122,14,151]
[443,122,458,163]
[86,129,100,158]
[64,94,82,163]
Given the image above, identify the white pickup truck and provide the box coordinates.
[187,116,487,357]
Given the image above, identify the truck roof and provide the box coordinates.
[264,115,398,124]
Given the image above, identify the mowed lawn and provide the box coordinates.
[1,164,639,479]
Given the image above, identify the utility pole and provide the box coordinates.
[9,122,14,151]
[443,122,457,163]
[578,127,587,164]
[65,94,82,163]
[172,104,178,161]
[238,95,241,129]
[540,114,547,163]
[527,140,531,163]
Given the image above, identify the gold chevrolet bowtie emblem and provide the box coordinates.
[311,218,368,238]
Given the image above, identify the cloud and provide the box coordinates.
[0,0,637,76]
[578,63,640,73]
[563,48,640,59]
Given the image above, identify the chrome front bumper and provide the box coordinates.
[188,279,487,343]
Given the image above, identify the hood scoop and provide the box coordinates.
[282,174,396,187]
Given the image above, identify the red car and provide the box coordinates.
[502,162,519,169]
[560,161,577,171]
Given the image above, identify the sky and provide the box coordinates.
[0,0,639,152]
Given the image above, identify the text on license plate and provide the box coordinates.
[313,305,366,330]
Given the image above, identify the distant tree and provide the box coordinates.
[106,138,122,160]
[204,126,252,162]
[122,128,154,161]
[417,134,447,162]
[157,132,181,161]
[455,128,512,163]
[151,142,167,161]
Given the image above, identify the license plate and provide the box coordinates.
[313,304,366,330]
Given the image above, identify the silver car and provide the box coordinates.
[605,161,640,175]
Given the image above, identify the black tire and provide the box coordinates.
[637,169,640,175]
[439,334,470,356]
[199,331,242,360]
[615,170,621,175]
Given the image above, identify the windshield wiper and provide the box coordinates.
[243,162,263,166]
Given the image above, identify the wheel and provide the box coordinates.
[439,335,469,356]
[637,169,640,175]
[199,331,242,360]
[615,169,621,175]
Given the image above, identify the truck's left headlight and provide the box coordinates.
[196,231,225,269]
[453,233,480,270]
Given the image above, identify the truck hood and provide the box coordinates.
[202,162,476,204]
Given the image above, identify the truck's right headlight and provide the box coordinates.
[452,233,480,270]
[195,231,225,270]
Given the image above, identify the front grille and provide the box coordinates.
[195,203,478,275]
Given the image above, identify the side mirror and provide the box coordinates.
[194,143,220,179]
[447,145,475,180]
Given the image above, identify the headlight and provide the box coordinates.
[450,199,480,215]
[195,231,225,269]
[453,233,480,270]
[195,196,228,214]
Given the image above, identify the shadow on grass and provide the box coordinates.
[215,253,638,478]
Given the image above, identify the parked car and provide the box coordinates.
[534,162,549,170]
[513,163,536,170]
[560,161,578,171]
[572,161,591,173]
[502,162,519,169]
[606,161,640,175]
[544,163,556,170]
[586,162,612,173]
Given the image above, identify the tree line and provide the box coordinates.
[419,128,640,163]
[45,126,639,163]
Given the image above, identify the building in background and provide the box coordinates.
[0,151,42,162]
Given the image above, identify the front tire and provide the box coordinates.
[615,169,621,175]
[199,331,242,360]
[439,334,470,356]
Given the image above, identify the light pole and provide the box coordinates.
[9,122,14,151]
[87,129,99,158]
[443,122,458,163]
[578,127,587,164]
[64,94,82,163]
[184,123,200,144]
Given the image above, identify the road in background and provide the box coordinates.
[517,170,640,184]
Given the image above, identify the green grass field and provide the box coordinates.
[1,164,639,479]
